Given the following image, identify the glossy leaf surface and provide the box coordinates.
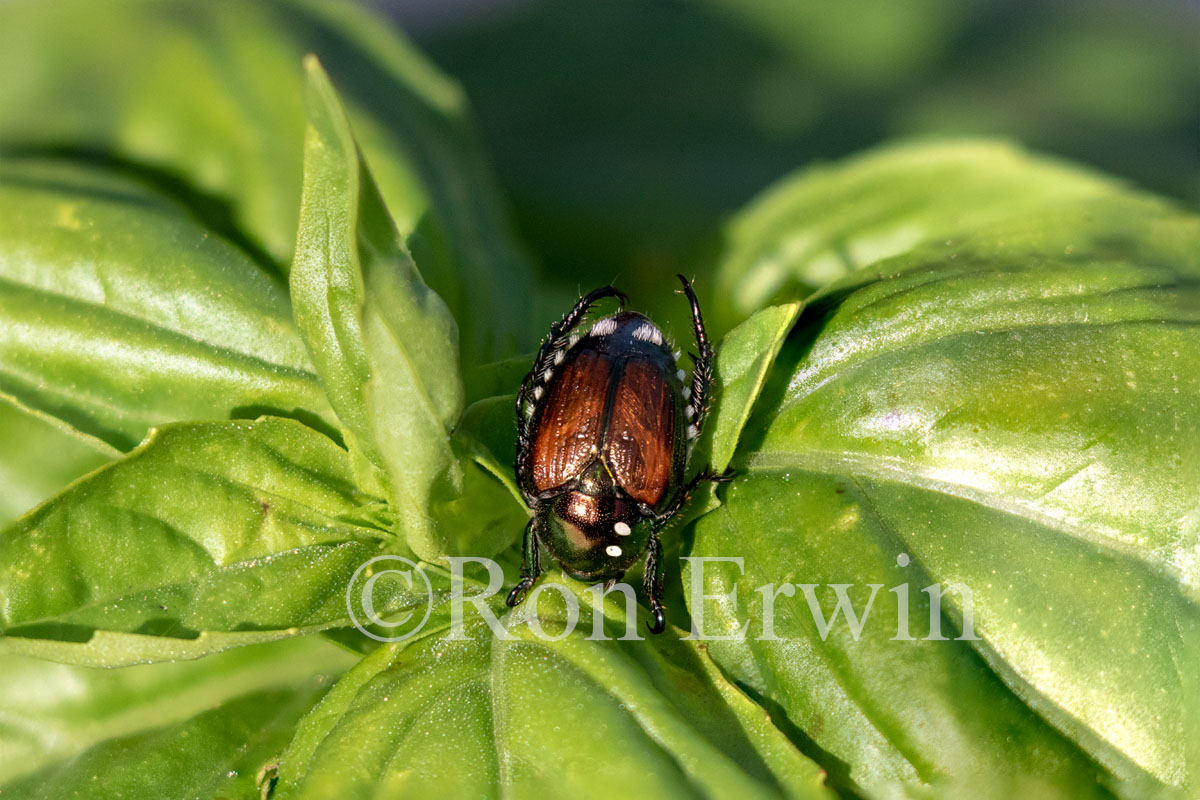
[292,60,464,560]
[0,159,334,455]
[0,418,391,666]
[277,573,832,800]
[691,142,1200,798]
[0,636,355,795]
[0,0,535,365]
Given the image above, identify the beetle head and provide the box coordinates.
[536,486,651,581]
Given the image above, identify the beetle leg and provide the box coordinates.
[643,531,666,634]
[675,274,713,444]
[514,285,628,504]
[653,466,733,527]
[506,518,542,607]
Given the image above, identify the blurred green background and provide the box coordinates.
[1,0,1195,347]
[377,0,1199,330]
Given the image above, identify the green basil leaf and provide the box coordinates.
[0,417,392,666]
[690,142,1200,797]
[453,395,522,506]
[705,303,801,474]
[713,139,1200,328]
[0,159,335,454]
[2,694,304,800]
[690,479,1126,799]
[0,635,354,792]
[4,689,318,799]
[437,458,528,561]
[441,395,530,563]
[0,393,117,528]
[447,394,528,557]
[0,0,535,365]
[276,571,833,800]
[293,58,465,561]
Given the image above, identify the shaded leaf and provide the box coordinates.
[0,393,116,528]
[445,394,529,557]
[0,636,355,791]
[5,688,315,800]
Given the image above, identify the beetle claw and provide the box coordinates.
[709,467,735,484]
[673,273,697,295]
[646,599,666,634]
[506,577,535,607]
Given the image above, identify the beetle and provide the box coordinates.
[506,274,723,633]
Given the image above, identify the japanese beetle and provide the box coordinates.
[507,274,721,633]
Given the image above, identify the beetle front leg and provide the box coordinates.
[643,531,666,634]
[506,518,542,607]
[676,274,713,442]
[515,285,628,503]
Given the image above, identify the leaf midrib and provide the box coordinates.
[744,448,1185,586]
[785,314,1200,405]
[0,273,318,380]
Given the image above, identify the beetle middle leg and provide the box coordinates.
[652,466,733,529]
[643,531,666,634]
[506,518,542,607]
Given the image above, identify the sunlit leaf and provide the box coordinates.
[0,159,336,454]
[277,572,832,800]
[292,58,464,561]
[0,417,391,666]
[713,139,1200,328]
[0,0,535,364]
[704,302,801,473]
[692,142,1200,797]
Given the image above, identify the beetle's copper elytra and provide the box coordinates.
[507,275,723,633]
